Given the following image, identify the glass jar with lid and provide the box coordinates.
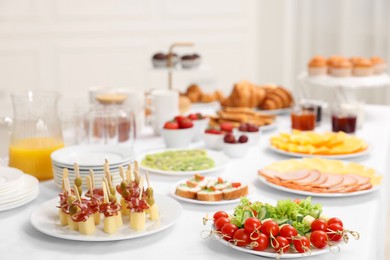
[86,93,135,147]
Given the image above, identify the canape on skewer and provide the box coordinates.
[84,169,103,225]
[70,184,96,235]
[104,162,123,227]
[128,177,149,231]
[145,172,159,221]
[116,165,131,217]
[100,179,122,234]
[58,168,71,226]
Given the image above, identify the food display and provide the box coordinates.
[57,160,159,235]
[183,84,225,103]
[307,55,387,77]
[220,80,294,110]
[174,174,248,202]
[270,130,368,156]
[259,158,382,195]
[203,197,359,257]
[209,107,275,128]
[141,149,215,172]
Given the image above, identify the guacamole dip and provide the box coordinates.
[141,149,215,171]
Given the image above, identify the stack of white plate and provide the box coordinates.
[51,145,135,190]
[0,166,39,212]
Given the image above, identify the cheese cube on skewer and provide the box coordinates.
[79,217,95,235]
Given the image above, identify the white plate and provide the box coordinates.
[260,121,278,132]
[0,166,23,189]
[258,175,383,198]
[256,107,291,115]
[138,148,229,176]
[51,145,135,168]
[0,174,39,202]
[169,181,253,205]
[31,194,182,242]
[0,188,39,211]
[215,236,339,258]
[268,144,370,159]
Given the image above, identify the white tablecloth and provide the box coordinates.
[1,105,390,260]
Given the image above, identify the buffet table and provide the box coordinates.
[1,104,390,260]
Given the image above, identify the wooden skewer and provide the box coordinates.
[74,184,81,203]
[89,169,95,189]
[64,179,71,195]
[145,172,151,188]
[102,176,110,195]
[126,164,132,183]
[86,176,93,198]
[63,168,69,180]
[138,177,144,200]
[134,161,139,173]
[74,163,80,178]
[119,166,125,182]
[102,179,109,203]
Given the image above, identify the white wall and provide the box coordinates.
[0,0,260,117]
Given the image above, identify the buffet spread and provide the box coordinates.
[1,52,390,260]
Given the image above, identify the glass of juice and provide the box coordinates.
[291,105,316,131]
[331,104,358,134]
[8,91,64,180]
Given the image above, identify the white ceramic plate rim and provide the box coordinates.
[0,174,39,202]
[0,189,39,211]
[258,174,383,198]
[138,148,229,176]
[169,180,253,205]
[30,194,183,242]
[51,144,135,167]
[256,107,291,115]
[268,144,370,159]
[215,235,341,258]
[0,166,24,188]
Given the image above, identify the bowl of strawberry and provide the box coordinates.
[238,123,260,145]
[188,113,209,141]
[161,116,195,148]
[204,127,224,150]
[222,133,249,158]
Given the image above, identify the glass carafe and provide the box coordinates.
[8,91,64,180]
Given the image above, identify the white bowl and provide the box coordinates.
[238,130,261,145]
[192,118,210,141]
[161,127,195,148]
[203,132,224,150]
[222,142,249,158]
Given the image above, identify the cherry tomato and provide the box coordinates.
[233,228,251,247]
[293,236,310,253]
[310,230,328,249]
[252,233,269,251]
[215,217,230,231]
[311,219,328,232]
[328,217,343,228]
[221,223,238,241]
[293,198,301,204]
[260,220,279,237]
[213,211,229,223]
[279,224,298,243]
[271,236,290,253]
[244,217,262,234]
[327,223,343,242]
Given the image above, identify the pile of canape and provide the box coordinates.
[57,161,159,235]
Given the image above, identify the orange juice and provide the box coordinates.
[9,137,64,180]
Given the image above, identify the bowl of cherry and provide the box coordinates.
[237,123,260,145]
[161,116,195,148]
[222,133,249,158]
[203,122,234,150]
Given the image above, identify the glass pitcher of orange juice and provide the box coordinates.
[8,91,64,180]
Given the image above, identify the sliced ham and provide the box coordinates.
[314,174,344,188]
[309,172,328,186]
[293,170,321,185]
[345,174,370,186]
[277,170,311,182]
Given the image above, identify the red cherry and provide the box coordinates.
[238,135,248,143]
[224,133,236,143]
